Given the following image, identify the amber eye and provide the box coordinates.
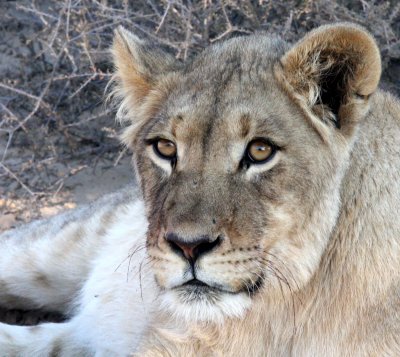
[153,139,177,160]
[246,139,274,163]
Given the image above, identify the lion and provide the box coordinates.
[0,23,399,356]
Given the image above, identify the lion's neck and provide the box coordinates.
[318,92,400,303]
[293,91,400,353]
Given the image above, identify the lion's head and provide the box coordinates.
[111,24,381,323]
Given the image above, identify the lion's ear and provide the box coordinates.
[111,26,179,122]
[276,23,381,138]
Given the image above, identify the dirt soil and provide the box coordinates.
[0,0,399,325]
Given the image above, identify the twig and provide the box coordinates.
[114,148,128,167]
[0,83,45,102]
[0,104,27,131]
[68,72,98,99]
[0,162,35,196]
[0,130,14,162]
[156,0,172,33]
[17,4,57,23]
[65,0,72,42]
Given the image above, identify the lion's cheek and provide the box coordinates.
[150,258,188,289]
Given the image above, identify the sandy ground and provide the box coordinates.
[0,155,134,232]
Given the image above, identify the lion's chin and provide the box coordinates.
[159,285,252,324]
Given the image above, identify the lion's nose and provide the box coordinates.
[165,233,221,262]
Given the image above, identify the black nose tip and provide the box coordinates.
[165,233,221,262]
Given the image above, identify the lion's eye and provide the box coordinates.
[153,139,177,160]
[246,139,274,163]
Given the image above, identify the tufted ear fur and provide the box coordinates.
[111,27,179,142]
[275,23,381,139]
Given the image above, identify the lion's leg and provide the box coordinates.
[0,301,146,357]
[0,190,132,313]
[0,222,92,313]
[0,219,156,356]
[0,320,92,357]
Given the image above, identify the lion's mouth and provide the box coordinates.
[183,279,209,288]
[174,276,264,298]
[178,279,222,294]
[173,279,225,303]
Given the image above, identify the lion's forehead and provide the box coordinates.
[169,36,287,105]
[160,47,300,148]
[160,83,299,161]
[184,34,287,76]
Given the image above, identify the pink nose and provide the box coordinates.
[164,233,221,262]
[173,242,197,261]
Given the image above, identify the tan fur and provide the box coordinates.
[276,24,382,140]
[110,24,400,356]
[110,27,181,146]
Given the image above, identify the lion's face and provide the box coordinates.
[128,38,347,322]
[112,26,381,322]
